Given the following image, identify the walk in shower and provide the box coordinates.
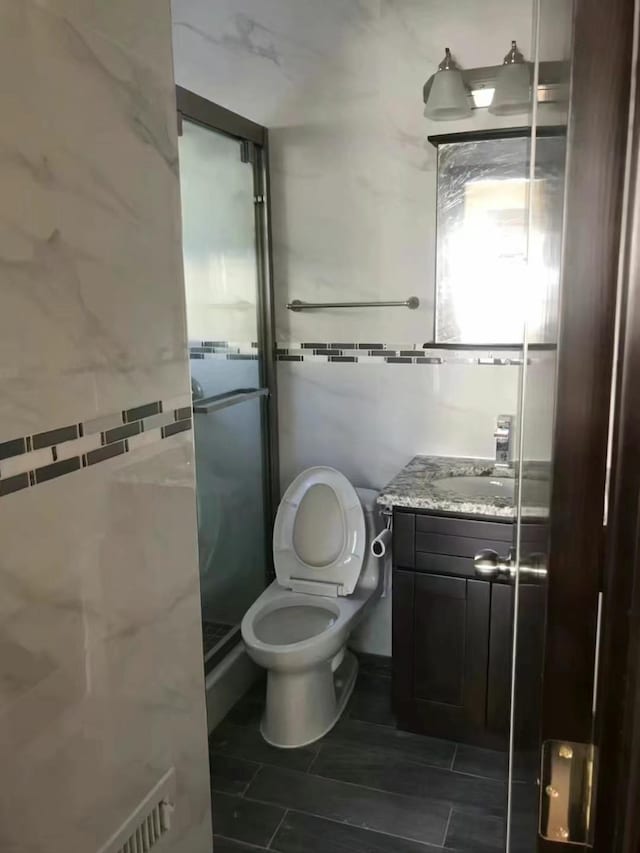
[176,89,278,725]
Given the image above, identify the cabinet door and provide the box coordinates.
[486,581,546,744]
[393,571,491,742]
[414,574,468,706]
[487,582,513,735]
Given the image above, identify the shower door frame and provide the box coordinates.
[176,86,280,601]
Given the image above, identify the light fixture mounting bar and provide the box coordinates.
[423,60,569,109]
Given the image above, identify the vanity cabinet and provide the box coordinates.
[392,508,546,748]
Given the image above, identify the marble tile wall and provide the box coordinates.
[171,0,560,472]
[172,0,543,342]
[171,0,565,653]
[277,357,556,494]
[0,2,211,851]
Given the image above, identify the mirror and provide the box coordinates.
[433,131,566,345]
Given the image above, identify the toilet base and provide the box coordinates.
[260,650,358,749]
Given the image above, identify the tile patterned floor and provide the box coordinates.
[208,659,537,853]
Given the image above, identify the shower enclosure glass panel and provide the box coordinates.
[194,396,267,633]
[179,116,269,669]
[180,120,259,394]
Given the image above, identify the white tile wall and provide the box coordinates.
[171,0,571,341]
[171,0,562,653]
[171,0,558,475]
[0,1,190,441]
[277,361,524,491]
[0,2,211,851]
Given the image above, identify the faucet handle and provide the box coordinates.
[495,414,514,467]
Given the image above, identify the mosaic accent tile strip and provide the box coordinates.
[189,341,543,366]
[189,341,259,361]
[275,343,529,366]
[0,398,192,498]
[187,339,538,365]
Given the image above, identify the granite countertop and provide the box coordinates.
[377,455,550,519]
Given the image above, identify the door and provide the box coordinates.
[594,34,640,848]
[176,89,278,675]
[505,0,635,850]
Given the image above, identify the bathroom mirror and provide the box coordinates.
[432,131,566,345]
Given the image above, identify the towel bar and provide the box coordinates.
[287,297,419,311]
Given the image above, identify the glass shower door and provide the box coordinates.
[178,114,271,672]
[505,5,572,847]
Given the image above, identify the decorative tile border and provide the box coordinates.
[187,339,536,365]
[189,341,259,361]
[276,343,527,366]
[0,397,192,498]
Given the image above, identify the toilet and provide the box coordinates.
[241,466,384,748]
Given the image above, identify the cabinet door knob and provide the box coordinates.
[474,548,548,578]
[474,549,508,578]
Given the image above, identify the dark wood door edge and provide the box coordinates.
[543,0,634,741]
[539,0,635,849]
[594,7,640,848]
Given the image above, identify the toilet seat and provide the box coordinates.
[254,602,338,646]
[241,583,369,672]
[273,467,366,596]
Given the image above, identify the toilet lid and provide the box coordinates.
[273,467,365,596]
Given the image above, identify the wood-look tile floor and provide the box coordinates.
[208,660,537,853]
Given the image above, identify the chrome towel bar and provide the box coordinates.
[193,387,269,414]
[287,297,420,311]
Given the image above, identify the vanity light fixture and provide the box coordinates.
[423,48,472,121]
[489,40,532,115]
[471,86,496,108]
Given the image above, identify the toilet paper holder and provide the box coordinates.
[379,507,393,529]
[371,510,393,559]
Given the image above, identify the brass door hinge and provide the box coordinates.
[540,740,596,845]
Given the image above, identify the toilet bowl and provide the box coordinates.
[241,467,383,748]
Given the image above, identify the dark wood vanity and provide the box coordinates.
[391,508,547,749]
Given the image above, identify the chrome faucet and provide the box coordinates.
[494,415,514,468]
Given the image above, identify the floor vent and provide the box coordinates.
[97,768,176,853]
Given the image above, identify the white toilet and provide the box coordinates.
[241,466,384,748]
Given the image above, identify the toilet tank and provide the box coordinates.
[355,487,379,515]
[355,487,384,592]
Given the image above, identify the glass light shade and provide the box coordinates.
[424,69,471,121]
[489,61,531,115]
[471,87,496,108]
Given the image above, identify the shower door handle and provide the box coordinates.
[192,387,269,414]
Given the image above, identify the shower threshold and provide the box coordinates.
[203,620,241,675]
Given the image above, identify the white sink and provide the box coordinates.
[432,475,549,505]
